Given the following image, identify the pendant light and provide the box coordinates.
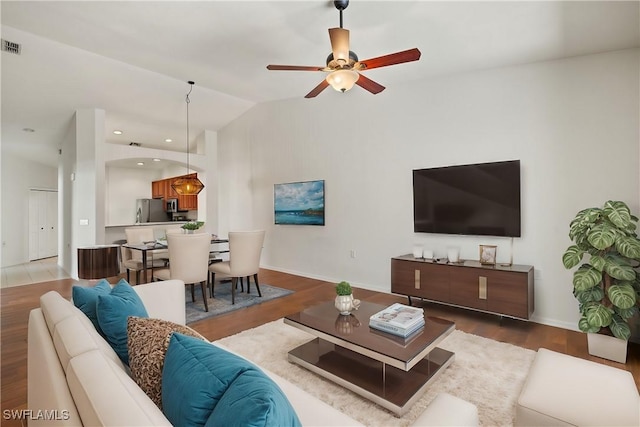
[171,80,204,196]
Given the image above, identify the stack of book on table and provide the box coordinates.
[369,303,425,337]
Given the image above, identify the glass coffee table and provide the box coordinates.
[284,300,455,416]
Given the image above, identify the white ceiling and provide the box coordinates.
[2,1,639,168]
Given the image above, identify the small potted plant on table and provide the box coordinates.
[181,221,205,234]
[335,281,360,315]
[562,200,640,363]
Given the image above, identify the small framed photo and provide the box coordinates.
[479,245,497,265]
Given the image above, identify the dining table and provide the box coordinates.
[123,235,229,284]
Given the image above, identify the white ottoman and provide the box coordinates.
[413,393,479,426]
[515,348,640,426]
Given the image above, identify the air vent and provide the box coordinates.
[129,142,141,147]
[2,39,21,55]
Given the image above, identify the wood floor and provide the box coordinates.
[1,269,639,427]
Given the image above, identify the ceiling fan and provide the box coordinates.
[266,0,421,98]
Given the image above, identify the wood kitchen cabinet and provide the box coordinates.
[391,254,534,320]
[151,180,164,199]
[151,173,199,211]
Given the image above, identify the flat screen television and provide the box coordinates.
[413,160,521,237]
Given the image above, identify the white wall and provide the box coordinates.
[218,49,640,331]
[1,152,58,267]
[59,117,76,275]
[105,166,162,226]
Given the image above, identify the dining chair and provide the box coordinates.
[208,230,265,305]
[122,227,167,284]
[156,226,184,265]
[154,232,211,311]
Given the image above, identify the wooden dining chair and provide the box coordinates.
[154,232,211,311]
[208,230,265,305]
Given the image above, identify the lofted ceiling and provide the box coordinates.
[1,1,639,168]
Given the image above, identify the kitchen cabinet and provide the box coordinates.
[151,180,163,199]
[151,173,199,211]
[391,254,534,320]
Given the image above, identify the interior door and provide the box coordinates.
[28,191,40,260]
[29,189,58,260]
[46,191,58,257]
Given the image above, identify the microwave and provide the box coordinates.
[166,198,178,213]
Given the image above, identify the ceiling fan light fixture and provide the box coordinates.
[326,69,359,93]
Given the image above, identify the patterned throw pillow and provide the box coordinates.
[127,316,206,408]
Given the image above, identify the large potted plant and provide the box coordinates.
[562,200,640,363]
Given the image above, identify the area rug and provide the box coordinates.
[185,284,293,324]
[216,319,536,427]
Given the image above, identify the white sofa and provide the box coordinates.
[28,279,478,426]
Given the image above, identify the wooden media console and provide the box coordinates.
[391,254,534,320]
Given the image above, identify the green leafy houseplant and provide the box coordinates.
[181,221,204,231]
[335,281,352,296]
[562,200,640,340]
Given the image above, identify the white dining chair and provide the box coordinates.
[208,230,265,305]
[122,227,167,284]
[154,232,212,311]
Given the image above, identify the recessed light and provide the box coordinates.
[113,130,123,135]
[22,128,35,132]
[137,162,144,166]
[153,158,161,162]
[165,138,172,143]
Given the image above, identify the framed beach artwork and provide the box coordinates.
[274,180,325,226]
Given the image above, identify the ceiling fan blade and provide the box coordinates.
[267,65,325,71]
[305,80,330,98]
[358,48,421,71]
[355,74,385,95]
[328,28,350,64]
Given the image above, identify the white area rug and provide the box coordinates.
[216,318,536,427]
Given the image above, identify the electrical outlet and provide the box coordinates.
[350,250,356,258]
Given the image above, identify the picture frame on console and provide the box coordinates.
[479,245,497,265]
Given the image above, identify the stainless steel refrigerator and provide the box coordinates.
[135,199,168,223]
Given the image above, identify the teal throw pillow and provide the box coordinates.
[72,279,112,335]
[162,333,301,427]
[206,365,302,427]
[96,279,148,364]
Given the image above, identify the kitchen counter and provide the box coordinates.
[105,222,190,244]
[105,221,188,228]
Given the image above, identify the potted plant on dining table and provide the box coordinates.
[181,221,205,234]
